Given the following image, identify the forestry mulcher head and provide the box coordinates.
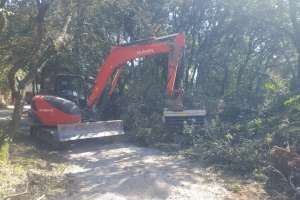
[162,99,206,125]
[162,109,206,125]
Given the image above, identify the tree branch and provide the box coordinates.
[18,46,57,90]
[52,11,72,49]
[7,2,49,93]
[3,178,33,199]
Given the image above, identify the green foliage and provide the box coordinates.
[0,142,9,163]
[284,95,300,106]
[13,163,26,176]
[265,82,275,91]
[0,0,300,197]
[191,128,266,172]
[227,184,242,193]
[118,67,181,145]
[0,129,9,163]
[251,168,269,183]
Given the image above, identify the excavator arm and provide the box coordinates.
[87,31,186,107]
[87,31,206,124]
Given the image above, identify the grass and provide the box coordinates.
[24,158,37,168]
[0,131,77,199]
[227,184,242,193]
[13,163,27,176]
[0,142,9,162]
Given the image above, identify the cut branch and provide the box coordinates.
[3,179,33,199]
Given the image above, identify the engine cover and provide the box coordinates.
[28,95,82,126]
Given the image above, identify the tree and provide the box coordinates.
[0,0,74,162]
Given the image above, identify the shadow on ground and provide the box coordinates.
[58,138,229,200]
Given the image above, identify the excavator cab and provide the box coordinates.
[53,74,88,109]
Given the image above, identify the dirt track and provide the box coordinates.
[60,138,231,200]
[0,107,269,200]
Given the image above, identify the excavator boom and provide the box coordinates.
[87,32,185,107]
[87,31,206,125]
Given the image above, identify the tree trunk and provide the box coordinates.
[32,81,36,96]
[221,67,228,96]
[236,53,250,89]
[190,65,198,88]
[7,92,23,139]
[0,91,23,162]
[2,2,52,160]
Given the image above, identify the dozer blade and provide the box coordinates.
[162,109,206,125]
[57,120,124,142]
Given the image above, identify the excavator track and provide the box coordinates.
[30,126,62,150]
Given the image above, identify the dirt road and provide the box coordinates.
[60,138,231,200]
[0,108,268,200]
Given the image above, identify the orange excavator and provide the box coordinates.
[28,31,206,148]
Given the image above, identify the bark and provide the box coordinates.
[184,25,197,90]
[190,64,197,88]
[35,80,39,94]
[236,34,253,89]
[32,81,36,96]
[7,92,23,140]
[221,66,228,96]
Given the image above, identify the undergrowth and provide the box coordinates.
[118,82,300,198]
[0,128,9,162]
[0,133,77,199]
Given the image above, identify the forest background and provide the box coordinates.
[1,0,300,198]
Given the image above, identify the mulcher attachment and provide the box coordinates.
[162,109,206,125]
[162,99,206,125]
